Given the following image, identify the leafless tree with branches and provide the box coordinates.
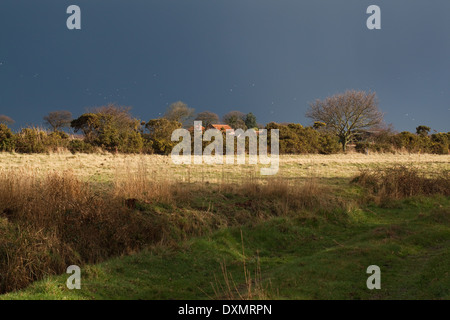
[0,115,14,125]
[195,111,220,128]
[163,101,195,127]
[306,90,384,151]
[43,110,73,132]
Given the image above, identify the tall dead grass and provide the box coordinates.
[352,165,450,202]
[0,164,341,294]
[0,170,162,293]
[239,177,336,212]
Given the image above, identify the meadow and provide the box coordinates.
[0,152,449,299]
[1,152,448,182]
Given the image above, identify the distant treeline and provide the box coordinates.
[0,105,448,155]
[1,91,449,155]
[353,128,450,155]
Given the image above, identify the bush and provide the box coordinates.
[145,118,182,155]
[355,142,393,154]
[430,132,449,154]
[0,171,160,293]
[68,139,96,154]
[142,139,154,154]
[71,105,144,153]
[14,128,48,153]
[46,131,70,150]
[265,122,341,154]
[352,166,450,202]
[391,131,437,153]
[14,128,70,153]
[0,124,15,152]
[49,130,69,140]
[353,130,449,154]
[392,131,417,152]
[318,134,341,154]
[117,131,144,154]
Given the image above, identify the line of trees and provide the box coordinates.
[0,90,448,154]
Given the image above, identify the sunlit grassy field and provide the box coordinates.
[0,152,448,299]
[1,152,448,183]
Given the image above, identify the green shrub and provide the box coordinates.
[0,124,15,152]
[318,134,341,154]
[46,131,70,151]
[390,131,448,154]
[117,131,144,154]
[265,122,340,154]
[68,139,96,154]
[355,142,393,154]
[430,133,449,154]
[49,131,69,140]
[145,118,182,155]
[14,128,47,153]
[71,105,144,153]
[14,128,70,153]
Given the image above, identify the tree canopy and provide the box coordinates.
[244,112,258,129]
[416,125,431,136]
[222,111,247,130]
[70,104,142,152]
[43,110,72,132]
[163,101,195,127]
[306,90,384,151]
[145,118,182,154]
[0,115,15,125]
[195,111,219,128]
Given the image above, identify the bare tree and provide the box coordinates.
[306,90,384,151]
[0,115,14,125]
[88,104,138,129]
[43,110,73,132]
[163,101,195,126]
[195,111,219,128]
[222,111,247,130]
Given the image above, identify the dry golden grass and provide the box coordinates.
[0,169,165,293]
[352,165,450,203]
[0,151,448,294]
[0,152,448,184]
[0,158,339,294]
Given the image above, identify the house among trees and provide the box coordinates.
[188,123,235,135]
[208,124,234,133]
[187,123,266,137]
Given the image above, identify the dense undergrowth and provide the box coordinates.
[0,165,448,296]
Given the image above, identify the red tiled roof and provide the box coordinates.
[209,124,233,131]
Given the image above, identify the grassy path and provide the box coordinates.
[2,196,449,300]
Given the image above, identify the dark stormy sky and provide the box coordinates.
[0,0,449,132]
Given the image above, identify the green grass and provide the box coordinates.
[2,196,449,300]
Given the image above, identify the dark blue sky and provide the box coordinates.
[0,0,449,132]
